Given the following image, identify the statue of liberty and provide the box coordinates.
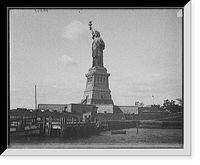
[89,21,105,68]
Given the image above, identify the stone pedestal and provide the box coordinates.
[81,66,114,105]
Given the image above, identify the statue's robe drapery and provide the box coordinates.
[92,37,105,67]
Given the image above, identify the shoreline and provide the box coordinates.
[9,128,183,149]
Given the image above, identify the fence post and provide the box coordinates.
[60,117,62,137]
[64,117,67,137]
[47,117,51,137]
[57,118,60,137]
[60,117,64,137]
[40,117,46,137]
[64,117,66,137]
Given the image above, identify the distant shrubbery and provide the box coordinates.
[147,98,183,114]
[162,99,183,114]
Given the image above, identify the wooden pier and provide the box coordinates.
[39,116,101,138]
[10,114,101,138]
[10,110,138,138]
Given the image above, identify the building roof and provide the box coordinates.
[118,105,138,107]
[10,110,79,118]
[118,106,138,114]
[38,104,68,106]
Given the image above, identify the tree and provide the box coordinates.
[176,98,183,106]
[163,99,183,113]
[151,104,161,109]
[163,99,170,107]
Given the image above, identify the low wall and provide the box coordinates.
[101,120,137,131]
[138,120,183,129]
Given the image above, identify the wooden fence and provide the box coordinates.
[39,116,101,138]
[10,113,142,138]
[10,115,101,138]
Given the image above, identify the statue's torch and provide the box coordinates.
[89,21,95,39]
[89,21,92,31]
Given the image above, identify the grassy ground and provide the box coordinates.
[9,128,183,149]
[133,113,183,121]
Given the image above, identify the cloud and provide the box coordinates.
[59,54,77,67]
[63,20,88,41]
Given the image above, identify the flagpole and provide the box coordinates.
[152,95,154,105]
[35,85,37,110]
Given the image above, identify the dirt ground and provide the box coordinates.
[9,128,183,149]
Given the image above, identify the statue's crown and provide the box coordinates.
[92,30,101,38]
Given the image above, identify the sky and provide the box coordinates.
[10,9,183,109]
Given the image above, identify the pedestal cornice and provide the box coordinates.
[86,66,110,77]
